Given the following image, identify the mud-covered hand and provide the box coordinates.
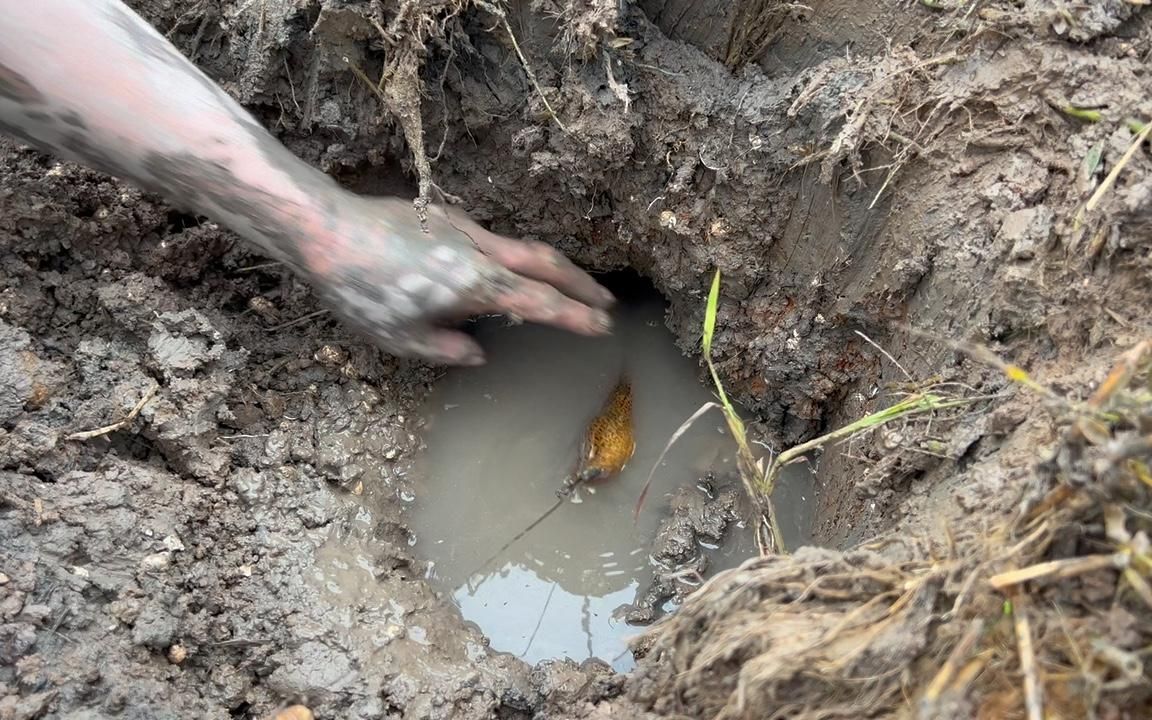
[0,0,613,365]
[311,195,614,364]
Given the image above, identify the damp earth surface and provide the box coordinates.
[2,0,1152,718]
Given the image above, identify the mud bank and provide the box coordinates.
[3,1,1152,718]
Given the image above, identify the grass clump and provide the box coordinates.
[643,269,986,555]
[632,333,1152,720]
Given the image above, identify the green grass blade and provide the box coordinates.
[703,269,721,356]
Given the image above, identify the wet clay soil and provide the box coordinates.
[3,1,1152,719]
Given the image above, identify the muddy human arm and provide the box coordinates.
[0,0,614,365]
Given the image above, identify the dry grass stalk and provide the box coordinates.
[723,1,809,71]
[1073,121,1152,232]
[920,619,985,713]
[474,1,568,132]
[1086,338,1152,409]
[65,384,158,441]
[988,553,1127,590]
[1010,596,1044,720]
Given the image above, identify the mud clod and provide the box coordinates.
[131,600,180,650]
[620,480,742,625]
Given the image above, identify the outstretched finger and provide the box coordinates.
[483,270,614,337]
[393,327,487,367]
[481,236,614,309]
[437,207,614,309]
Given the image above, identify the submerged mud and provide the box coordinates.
[2,0,1152,718]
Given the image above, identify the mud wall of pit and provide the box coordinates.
[127,0,1152,544]
[127,0,931,442]
[118,0,952,548]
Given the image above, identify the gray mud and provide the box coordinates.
[4,0,1152,718]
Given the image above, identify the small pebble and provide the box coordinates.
[272,706,314,720]
[140,552,171,571]
[0,573,9,585]
[167,643,187,664]
[383,623,405,642]
[313,344,346,367]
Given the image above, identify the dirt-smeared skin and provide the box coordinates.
[576,378,636,484]
[0,0,615,366]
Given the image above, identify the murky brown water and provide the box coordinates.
[408,278,817,670]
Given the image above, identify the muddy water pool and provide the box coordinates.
[407,278,817,670]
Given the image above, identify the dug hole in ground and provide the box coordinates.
[2,1,1152,718]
